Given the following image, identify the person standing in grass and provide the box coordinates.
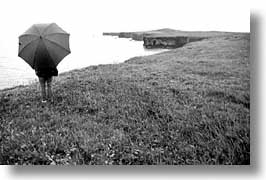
[18,23,71,103]
[35,66,58,103]
[33,44,58,103]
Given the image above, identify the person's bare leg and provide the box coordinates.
[47,76,53,101]
[38,77,46,102]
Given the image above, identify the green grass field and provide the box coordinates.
[0,33,250,165]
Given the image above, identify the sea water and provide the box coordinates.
[0,34,167,90]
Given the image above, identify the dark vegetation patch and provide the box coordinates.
[205,90,250,109]
[190,71,232,79]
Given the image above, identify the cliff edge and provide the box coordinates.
[103,28,247,49]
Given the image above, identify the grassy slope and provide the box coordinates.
[138,28,235,37]
[0,33,250,165]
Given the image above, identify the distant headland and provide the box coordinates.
[103,28,245,49]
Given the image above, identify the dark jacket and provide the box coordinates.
[35,67,58,78]
[33,50,58,78]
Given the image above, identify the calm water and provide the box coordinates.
[0,35,167,90]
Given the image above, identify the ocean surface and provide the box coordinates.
[0,35,167,90]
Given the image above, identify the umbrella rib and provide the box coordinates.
[44,38,71,53]
[19,34,39,38]
[42,44,57,68]
[18,38,39,56]
[43,32,70,37]
[32,41,56,68]
[33,25,42,35]
[42,23,54,35]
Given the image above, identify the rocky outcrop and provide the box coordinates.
[143,36,187,49]
[131,33,146,41]
[143,36,205,49]
[103,32,146,41]
[102,29,235,49]
[118,32,133,39]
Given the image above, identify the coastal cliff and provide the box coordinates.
[103,32,147,41]
[103,28,237,49]
[143,36,206,49]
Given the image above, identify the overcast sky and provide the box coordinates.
[0,0,250,58]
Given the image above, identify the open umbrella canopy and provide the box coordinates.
[18,23,71,69]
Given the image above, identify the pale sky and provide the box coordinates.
[0,0,250,58]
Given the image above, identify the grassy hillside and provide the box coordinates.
[136,28,236,37]
[0,33,250,165]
